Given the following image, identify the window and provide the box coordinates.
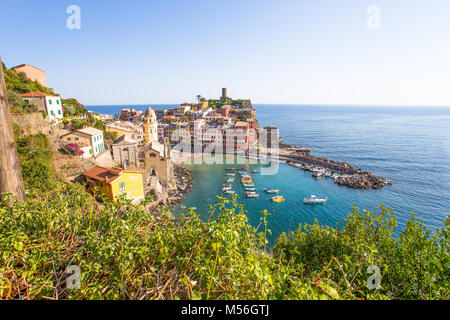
[119,182,125,193]
[48,99,52,105]
[56,100,60,105]
[50,111,54,115]
[58,110,61,115]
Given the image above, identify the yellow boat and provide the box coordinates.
[272,196,285,203]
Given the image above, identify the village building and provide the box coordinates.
[216,105,232,117]
[119,108,142,122]
[140,138,174,187]
[12,64,47,87]
[21,92,63,123]
[83,166,145,204]
[61,127,105,158]
[111,135,139,169]
[105,122,133,140]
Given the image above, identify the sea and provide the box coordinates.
[87,104,450,244]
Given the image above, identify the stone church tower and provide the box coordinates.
[143,106,158,143]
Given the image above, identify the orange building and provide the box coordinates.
[12,64,47,87]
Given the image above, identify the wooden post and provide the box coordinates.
[0,56,26,202]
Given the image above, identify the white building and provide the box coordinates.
[21,92,64,123]
[61,127,105,159]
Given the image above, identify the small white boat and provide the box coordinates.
[246,193,260,198]
[303,195,327,204]
[226,178,235,183]
[222,187,232,191]
[227,173,235,176]
[264,188,279,194]
[245,187,256,191]
[224,190,235,194]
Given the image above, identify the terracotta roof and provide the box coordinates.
[83,166,142,184]
[21,91,58,97]
[12,64,46,72]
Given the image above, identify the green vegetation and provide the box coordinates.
[6,89,38,113]
[15,133,57,192]
[2,62,103,130]
[0,188,448,300]
[62,99,104,131]
[2,62,54,95]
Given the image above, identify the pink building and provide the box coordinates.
[12,64,47,87]
[217,105,232,117]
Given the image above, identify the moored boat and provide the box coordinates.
[246,193,260,198]
[264,188,279,194]
[271,195,285,203]
[303,195,327,204]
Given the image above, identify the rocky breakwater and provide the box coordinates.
[335,171,391,190]
[279,148,392,190]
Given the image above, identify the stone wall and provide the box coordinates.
[12,112,51,136]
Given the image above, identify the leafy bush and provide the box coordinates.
[2,62,54,95]
[0,189,448,300]
[273,205,449,300]
[15,133,57,192]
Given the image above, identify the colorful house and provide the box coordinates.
[61,127,105,158]
[83,166,145,204]
[21,92,63,122]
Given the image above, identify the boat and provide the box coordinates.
[245,187,256,191]
[243,183,255,187]
[303,195,327,204]
[227,173,235,176]
[222,184,232,187]
[226,168,235,171]
[312,171,324,178]
[246,193,260,198]
[271,196,285,203]
[226,178,235,182]
[178,184,187,191]
[264,188,279,194]
[252,169,260,173]
[224,190,235,194]
[222,187,232,191]
[324,171,332,177]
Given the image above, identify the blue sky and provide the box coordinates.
[1,0,450,106]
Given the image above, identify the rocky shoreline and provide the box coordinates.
[164,165,194,205]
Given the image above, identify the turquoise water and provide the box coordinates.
[87,104,450,243]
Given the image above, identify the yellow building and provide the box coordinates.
[105,124,132,139]
[83,166,145,204]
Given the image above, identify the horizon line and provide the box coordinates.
[85,102,450,108]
